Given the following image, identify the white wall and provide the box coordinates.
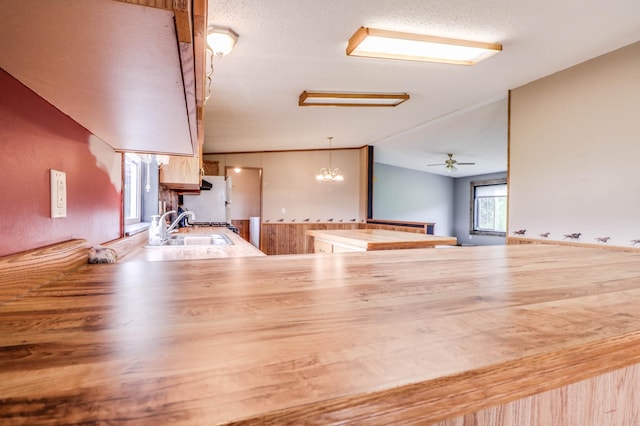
[510,41,640,247]
[372,162,454,235]
[204,149,362,223]
[453,172,507,245]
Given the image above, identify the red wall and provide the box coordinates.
[0,69,121,256]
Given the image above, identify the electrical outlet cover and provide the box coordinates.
[50,169,67,218]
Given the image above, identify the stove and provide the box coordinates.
[191,221,228,227]
[190,222,239,234]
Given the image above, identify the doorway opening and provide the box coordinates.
[225,166,263,249]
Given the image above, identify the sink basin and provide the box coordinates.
[160,233,234,247]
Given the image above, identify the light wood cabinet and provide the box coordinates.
[313,238,363,253]
[332,244,362,253]
[160,155,201,190]
[202,160,219,176]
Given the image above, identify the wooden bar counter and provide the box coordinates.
[307,228,457,252]
[3,245,640,424]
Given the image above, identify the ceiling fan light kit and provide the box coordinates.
[299,91,409,107]
[346,26,502,65]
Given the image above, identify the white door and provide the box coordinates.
[225,175,232,224]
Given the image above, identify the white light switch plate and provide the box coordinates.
[50,169,67,218]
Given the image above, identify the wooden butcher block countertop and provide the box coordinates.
[307,228,457,250]
[3,245,640,424]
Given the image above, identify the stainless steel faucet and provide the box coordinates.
[165,211,195,236]
[148,210,196,245]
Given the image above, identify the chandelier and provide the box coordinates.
[316,137,344,182]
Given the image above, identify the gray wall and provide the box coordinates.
[373,162,507,245]
[453,171,507,246]
[373,162,454,235]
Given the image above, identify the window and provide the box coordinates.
[124,153,143,225]
[470,178,507,236]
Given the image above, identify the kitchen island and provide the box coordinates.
[307,228,457,252]
[2,244,640,424]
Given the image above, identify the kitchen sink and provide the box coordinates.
[160,233,234,247]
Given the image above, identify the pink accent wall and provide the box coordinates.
[0,69,121,257]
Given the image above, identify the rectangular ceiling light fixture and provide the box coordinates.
[346,27,502,65]
[299,91,409,107]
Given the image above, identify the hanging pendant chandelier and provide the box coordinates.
[316,137,344,182]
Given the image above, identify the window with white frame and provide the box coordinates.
[124,153,143,225]
[470,178,507,236]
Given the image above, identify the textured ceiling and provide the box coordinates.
[205,0,640,176]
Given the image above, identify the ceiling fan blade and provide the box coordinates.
[428,154,474,169]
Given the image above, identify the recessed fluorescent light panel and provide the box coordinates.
[347,27,502,65]
[299,91,409,107]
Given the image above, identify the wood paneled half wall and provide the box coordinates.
[261,220,435,255]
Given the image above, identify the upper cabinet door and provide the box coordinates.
[0,0,198,156]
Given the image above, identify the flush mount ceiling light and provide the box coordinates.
[346,27,502,65]
[207,25,239,57]
[299,91,409,107]
[204,25,239,104]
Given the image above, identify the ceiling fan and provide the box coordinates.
[427,153,476,173]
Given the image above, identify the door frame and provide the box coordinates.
[225,166,263,249]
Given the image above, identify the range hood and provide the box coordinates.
[200,179,213,191]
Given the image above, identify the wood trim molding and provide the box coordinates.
[507,237,640,253]
[367,219,435,234]
[113,0,173,10]
[112,1,192,43]
[194,0,207,149]
[103,232,149,261]
[172,0,192,43]
[367,145,373,219]
[0,239,88,305]
[367,218,434,228]
[203,147,362,156]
